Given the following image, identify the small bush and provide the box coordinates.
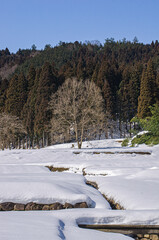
[122,138,129,147]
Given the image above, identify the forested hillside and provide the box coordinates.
[0,38,159,147]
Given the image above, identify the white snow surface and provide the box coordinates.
[1,210,136,240]
[0,166,108,208]
[0,139,159,239]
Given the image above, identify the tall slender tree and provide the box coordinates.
[0,78,9,113]
[22,68,41,137]
[5,73,27,117]
[129,64,142,119]
[138,60,156,118]
[34,63,58,138]
[5,74,19,115]
[27,66,36,92]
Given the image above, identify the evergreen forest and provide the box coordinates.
[0,38,159,148]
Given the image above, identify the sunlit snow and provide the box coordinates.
[0,139,159,239]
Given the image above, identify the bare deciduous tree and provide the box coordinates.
[49,78,105,148]
[0,113,26,150]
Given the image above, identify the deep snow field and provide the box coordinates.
[0,139,159,240]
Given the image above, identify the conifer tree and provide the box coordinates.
[156,73,159,103]
[5,73,27,117]
[27,66,36,92]
[138,60,156,118]
[97,60,120,118]
[129,64,142,119]
[34,63,58,138]
[102,79,114,114]
[17,73,28,114]
[5,74,19,116]
[85,57,95,78]
[22,68,41,137]
[91,63,100,83]
[58,62,74,78]
[0,78,9,113]
[118,67,131,122]
[76,57,86,79]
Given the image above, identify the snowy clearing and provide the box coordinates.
[0,139,159,239]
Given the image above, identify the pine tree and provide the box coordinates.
[76,57,86,79]
[102,79,114,114]
[0,78,9,113]
[156,73,159,103]
[34,63,58,138]
[129,64,142,119]
[138,60,156,118]
[5,74,19,116]
[118,67,131,122]
[22,68,41,137]
[27,66,36,92]
[91,63,100,83]
[97,60,120,118]
[5,73,27,117]
[17,73,28,115]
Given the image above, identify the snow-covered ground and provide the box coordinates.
[0,139,159,239]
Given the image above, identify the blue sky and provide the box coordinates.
[0,0,159,52]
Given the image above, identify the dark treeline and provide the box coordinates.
[0,38,159,148]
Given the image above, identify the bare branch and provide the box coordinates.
[49,78,105,148]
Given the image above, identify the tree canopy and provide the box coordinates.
[49,78,105,148]
[1,39,159,146]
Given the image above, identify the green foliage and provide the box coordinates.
[132,104,159,145]
[5,73,27,117]
[122,138,129,147]
[131,116,144,128]
[0,79,9,112]
[138,60,156,118]
[22,68,41,136]
[142,104,159,136]
[31,44,37,51]
[27,66,36,91]
[128,64,142,118]
[131,132,159,146]
[34,62,58,137]
[1,39,159,141]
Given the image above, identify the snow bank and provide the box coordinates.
[0,166,109,208]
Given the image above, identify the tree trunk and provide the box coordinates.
[105,131,108,139]
[9,142,11,150]
[22,138,25,149]
[110,127,113,139]
[77,141,82,149]
[28,137,31,149]
[42,131,45,147]
[46,133,49,146]
[130,122,132,137]
[26,136,28,149]
[32,137,34,149]
[18,137,21,149]
[37,136,40,149]
[119,119,122,138]
[79,126,84,149]
[75,123,80,148]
